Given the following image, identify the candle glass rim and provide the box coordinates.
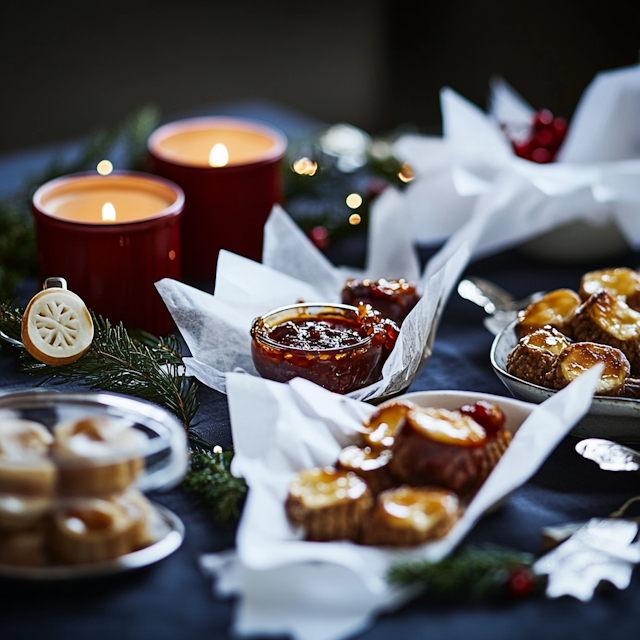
[147,116,288,169]
[32,171,185,226]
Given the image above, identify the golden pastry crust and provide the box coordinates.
[389,408,508,499]
[361,400,415,450]
[580,267,640,311]
[113,491,158,550]
[506,326,571,386]
[0,523,46,566]
[285,467,373,542]
[50,498,137,564]
[515,289,581,339]
[361,486,460,547]
[336,446,394,495]
[0,420,56,497]
[570,291,640,374]
[545,341,630,396]
[53,417,146,497]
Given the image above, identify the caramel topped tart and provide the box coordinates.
[288,467,368,509]
[377,486,459,532]
[404,408,487,448]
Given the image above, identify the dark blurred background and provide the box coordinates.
[1,0,639,153]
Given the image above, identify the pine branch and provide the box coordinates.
[182,444,247,526]
[388,545,539,601]
[0,307,199,429]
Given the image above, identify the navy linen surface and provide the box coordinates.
[1,109,640,640]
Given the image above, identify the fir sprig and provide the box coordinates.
[182,444,247,526]
[0,305,198,429]
[388,545,540,601]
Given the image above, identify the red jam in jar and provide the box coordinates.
[341,278,421,325]
[250,303,399,394]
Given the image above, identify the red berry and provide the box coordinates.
[459,400,505,436]
[535,129,555,148]
[531,147,552,163]
[553,117,568,135]
[309,226,330,250]
[513,141,533,160]
[507,567,536,597]
[533,109,554,128]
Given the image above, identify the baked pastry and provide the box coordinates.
[580,268,640,311]
[506,326,571,386]
[0,523,46,566]
[362,400,415,450]
[545,342,630,396]
[53,417,146,496]
[50,497,137,564]
[114,491,158,550]
[361,486,459,546]
[0,419,56,497]
[341,278,421,325]
[571,291,640,374]
[389,407,511,498]
[515,289,581,339]
[285,467,373,542]
[336,446,394,495]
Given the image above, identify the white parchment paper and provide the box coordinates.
[391,63,640,256]
[200,366,601,640]
[157,205,470,401]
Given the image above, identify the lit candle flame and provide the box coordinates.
[102,202,116,222]
[209,143,229,167]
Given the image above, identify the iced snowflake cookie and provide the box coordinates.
[21,287,94,366]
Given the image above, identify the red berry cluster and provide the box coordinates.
[460,400,505,436]
[512,109,568,163]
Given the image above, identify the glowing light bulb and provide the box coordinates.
[292,157,318,176]
[398,163,415,183]
[96,160,113,175]
[102,202,116,222]
[346,193,363,209]
[209,143,229,167]
[349,214,361,225]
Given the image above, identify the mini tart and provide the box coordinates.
[545,342,630,396]
[571,290,640,374]
[341,278,421,325]
[113,491,158,550]
[0,522,46,566]
[506,326,571,386]
[580,268,640,311]
[362,400,415,450]
[389,408,510,498]
[285,467,373,542]
[50,498,136,564]
[53,417,146,497]
[336,446,394,495]
[361,486,459,546]
[515,289,581,339]
[0,419,56,497]
[0,496,50,531]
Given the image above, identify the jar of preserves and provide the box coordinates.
[250,303,399,394]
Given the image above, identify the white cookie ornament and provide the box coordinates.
[21,279,94,366]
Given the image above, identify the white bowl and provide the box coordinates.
[490,321,640,442]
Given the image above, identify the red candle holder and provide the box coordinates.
[145,117,287,280]
[32,171,184,335]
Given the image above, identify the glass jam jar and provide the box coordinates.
[250,303,399,394]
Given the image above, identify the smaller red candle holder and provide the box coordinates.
[32,172,184,335]
[145,117,287,280]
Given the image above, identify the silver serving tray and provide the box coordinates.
[0,503,184,580]
[490,320,640,442]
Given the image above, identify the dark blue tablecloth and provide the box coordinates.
[1,106,640,640]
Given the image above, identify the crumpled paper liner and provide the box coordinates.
[200,366,602,640]
[392,63,640,259]
[157,204,469,401]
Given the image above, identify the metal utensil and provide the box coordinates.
[575,438,640,472]
[457,277,545,335]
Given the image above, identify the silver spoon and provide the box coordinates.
[575,438,640,472]
[457,277,545,334]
